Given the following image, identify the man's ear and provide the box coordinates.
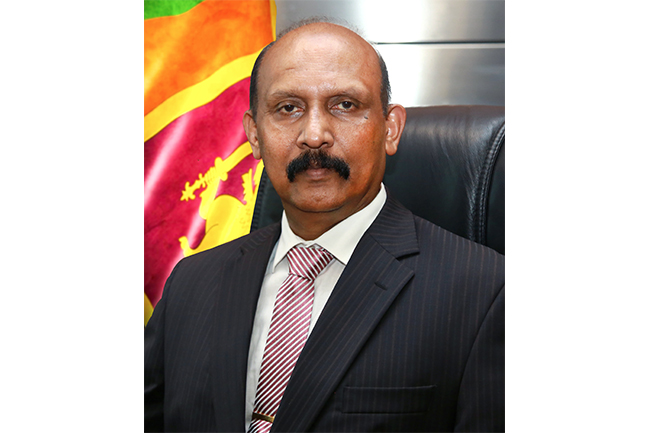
[243,110,262,160]
[384,104,406,156]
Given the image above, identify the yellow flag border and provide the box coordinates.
[144,48,263,142]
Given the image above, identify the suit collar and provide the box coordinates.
[365,191,420,258]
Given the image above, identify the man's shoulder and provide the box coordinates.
[409,214,504,288]
[375,193,503,262]
[175,222,280,272]
[413,213,503,260]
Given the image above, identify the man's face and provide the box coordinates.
[244,24,404,229]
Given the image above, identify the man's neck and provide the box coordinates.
[282,184,385,241]
[284,210,345,241]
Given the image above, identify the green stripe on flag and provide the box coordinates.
[144,0,203,20]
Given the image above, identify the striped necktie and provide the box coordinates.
[248,245,334,433]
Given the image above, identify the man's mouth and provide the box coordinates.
[286,150,350,182]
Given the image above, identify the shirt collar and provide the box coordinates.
[273,183,387,270]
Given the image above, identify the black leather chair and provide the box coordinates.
[250,105,505,255]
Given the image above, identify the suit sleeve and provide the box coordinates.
[454,285,505,432]
[145,265,178,432]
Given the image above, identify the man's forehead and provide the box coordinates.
[271,26,370,62]
[259,23,381,92]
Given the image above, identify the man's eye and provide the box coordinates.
[280,104,296,113]
[336,101,354,110]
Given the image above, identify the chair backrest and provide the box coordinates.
[250,105,505,255]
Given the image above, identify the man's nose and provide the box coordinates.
[298,108,333,149]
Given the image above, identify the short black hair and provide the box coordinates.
[249,18,391,119]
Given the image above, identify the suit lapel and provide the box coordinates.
[210,224,280,432]
[272,195,420,432]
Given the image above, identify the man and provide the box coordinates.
[145,20,505,432]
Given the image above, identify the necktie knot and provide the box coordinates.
[287,246,334,281]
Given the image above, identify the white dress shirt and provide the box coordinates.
[244,184,387,429]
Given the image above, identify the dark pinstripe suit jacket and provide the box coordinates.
[145,194,505,432]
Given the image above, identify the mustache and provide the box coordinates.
[286,149,351,182]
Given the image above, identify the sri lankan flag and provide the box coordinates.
[144,0,276,325]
